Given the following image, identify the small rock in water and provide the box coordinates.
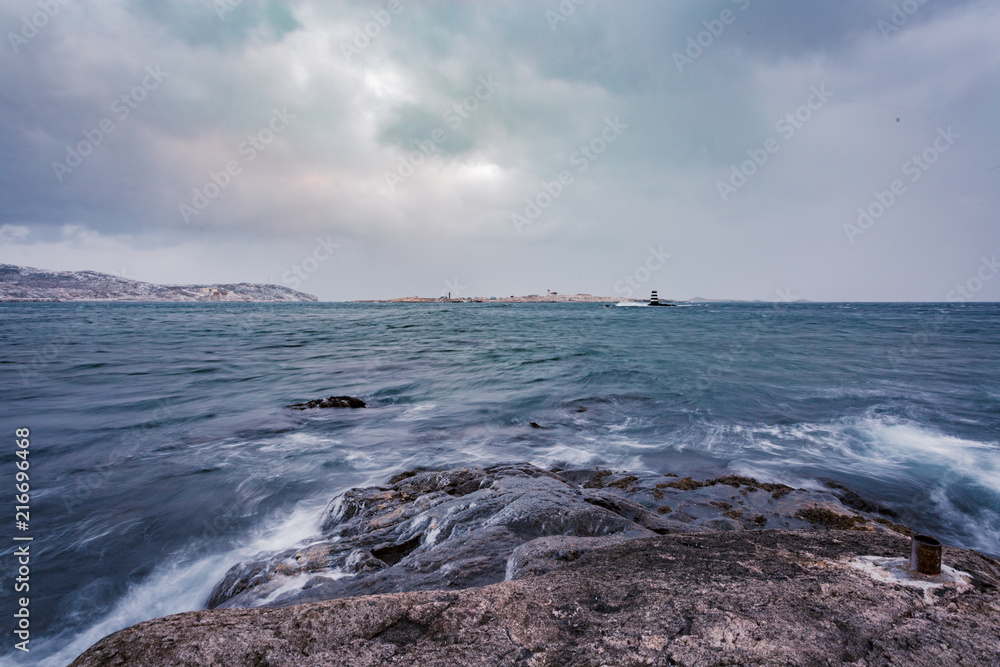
[287,395,366,410]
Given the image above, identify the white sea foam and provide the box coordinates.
[19,415,999,666]
[399,402,439,420]
[693,415,1000,555]
[259,432,341,454]
[606,417,633,432]
[927,486,1000,557]
[9,500,328,667]
[861,421,1000,494]
[697,416,1000,493]
[253,568,351,607]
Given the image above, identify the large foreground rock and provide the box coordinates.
[205,464,911,609]
[73,529,1000,666]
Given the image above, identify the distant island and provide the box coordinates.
[355,293,662,304]
[0,264,317,302]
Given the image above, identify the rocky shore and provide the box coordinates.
[73,464,1000,666]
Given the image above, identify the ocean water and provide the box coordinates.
[1,301,998,665]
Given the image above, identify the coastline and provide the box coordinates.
[0,264,317,302]
[72,463,1000,666]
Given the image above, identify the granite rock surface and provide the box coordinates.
[74,529,1000,666]
[206,464,909,610]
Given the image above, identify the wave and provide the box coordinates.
[709,416,999,492]
[691,414,1000,555]
[15,414,999,665]
[3,500,328,667]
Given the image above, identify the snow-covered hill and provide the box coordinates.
[0,264,318,302]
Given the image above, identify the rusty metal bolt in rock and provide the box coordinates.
[910,534,942,575]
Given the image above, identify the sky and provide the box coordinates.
[1,0,998,301]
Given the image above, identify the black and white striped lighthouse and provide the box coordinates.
[650,290,660,305]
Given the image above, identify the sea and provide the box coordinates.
[1,301,998,665]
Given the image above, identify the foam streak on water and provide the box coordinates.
[6,500,327,667]
[0,301,997,663]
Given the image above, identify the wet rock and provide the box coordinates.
[74,530,1000,667]
[207,464,656,609]
[824,479,899,517]
[691,516,745,531]
[582,489,696,534]
[344,549,388,574]
[796,505,871,530]
[505,534,634,580]
[205,464,908,611]
[286,395,366,410]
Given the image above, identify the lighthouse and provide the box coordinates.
[648,290,673,307]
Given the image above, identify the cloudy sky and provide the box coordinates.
[1,0,997,301]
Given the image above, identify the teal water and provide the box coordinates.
[1,301,998,665]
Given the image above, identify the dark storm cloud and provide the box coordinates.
[0,0,997,300]
[127,0,302,48]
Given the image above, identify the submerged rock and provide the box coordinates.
[286,395,366,410]
[74,530,1000,666]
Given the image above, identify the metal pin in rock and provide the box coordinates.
[910,534,942,575]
